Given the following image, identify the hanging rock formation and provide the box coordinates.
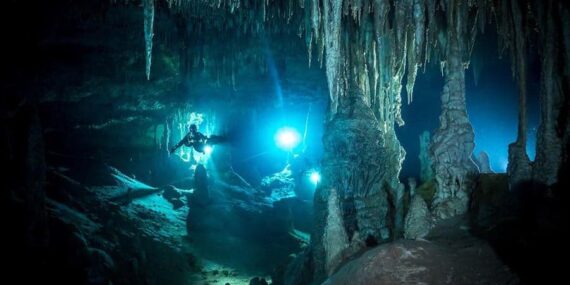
[504,0,533,187]
[501,0,570,189]
[533,0,568,187]
[143,0,154,80]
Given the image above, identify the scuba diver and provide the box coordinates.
[169,124,224,154]
[170,124,207,154]
[169,124,226,208]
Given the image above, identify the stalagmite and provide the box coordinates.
[392,182,406,238]
[408,177,417,197]
[429,0,479,220]
[476,151,493,173]
[323,188,349,275]
[143,0,154,80]
[418,131,433,183]
[312,1,414,281]
[314,88,402,279]
[404,194,432,239]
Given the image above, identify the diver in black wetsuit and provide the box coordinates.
[170,124,207,154]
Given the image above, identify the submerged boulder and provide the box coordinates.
[260,166,296,202]
[190,164,210,207]
[324,239,516,285]
[163,185,185,209]
[469,174,513,229]
[249,277,269,285]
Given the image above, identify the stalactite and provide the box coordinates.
[372,0,390,37]
[560,3,570,186]
[390,0,411,123]
[506,0,532,188]
[406,49,418,105]
[351,0,363,24]
[478,0,490,34]
[150,0,309,89]
[424,0,438,67]
[406,0,426,104]
[311,0,321,42]
[323,0,344,116]
[143,0,155,80]
[304,0,313,66]
[534,0,564,186]
[162,120,171,156]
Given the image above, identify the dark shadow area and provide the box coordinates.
[469,175,570,284]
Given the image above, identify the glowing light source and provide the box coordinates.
[204,145,213,155]
[309,171,321,185]
[276,127,301,150]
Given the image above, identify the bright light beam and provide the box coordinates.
[204,145,213,155]
[310,170,321,185]
[276,127,301,150]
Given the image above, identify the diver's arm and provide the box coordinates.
[169,142,181,154]
[170,135,188,154]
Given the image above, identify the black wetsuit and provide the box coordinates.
[170,131,207,154]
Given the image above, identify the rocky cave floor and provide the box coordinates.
[20,158,569,285]
[326,215,517,285]
[27,155,302,285]
[326,174,569,285]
